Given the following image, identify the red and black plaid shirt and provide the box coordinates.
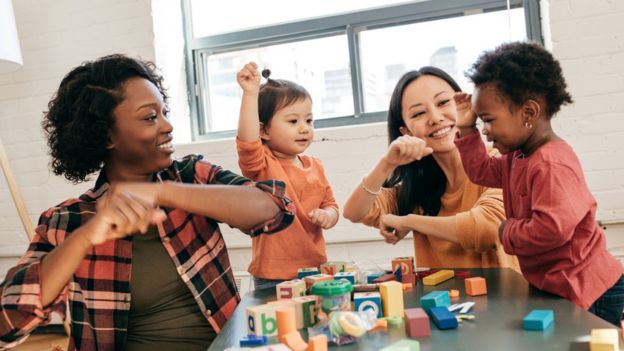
[0,155,294,350]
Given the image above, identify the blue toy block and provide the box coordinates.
[523,310,554,330]
[419,291,451,313]
[354,292,383,318]
[240,334,269,346]
[429,306,458,330]
[366,272,384,283]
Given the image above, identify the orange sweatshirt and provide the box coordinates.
[362,178,518,270]
[237,138,338,279]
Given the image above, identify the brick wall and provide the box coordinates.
[0,0,622,276]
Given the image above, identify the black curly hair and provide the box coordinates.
[467,41,573,117]
[385,67,462,216]
[42,54,168,183]
[258,68,311,127]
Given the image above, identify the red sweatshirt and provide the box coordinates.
[456,131,622,308]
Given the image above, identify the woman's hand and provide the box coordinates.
[81,190,166,246]
[237,62,261,95]
[383,135,433,169]
[453,92,478,129]
[379,214,411,244]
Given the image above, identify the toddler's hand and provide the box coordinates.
[383,135,433,168]
[379,214,410,244]
[453,92,478,128]
[308,208,336,229]
[237,62,261,95]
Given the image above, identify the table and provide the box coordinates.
[209,268,617,350]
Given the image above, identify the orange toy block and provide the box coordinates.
[276,279,306,299]
[320,261,346,275]
[369,319,388,334]
[465,277,487,296]
[304,274,333,290]
[306,334,328,351]
[283,331,308,351]
[422,269,454,286]
[392,256,415,277]
[449,289,460,299]
[276,306,297,343]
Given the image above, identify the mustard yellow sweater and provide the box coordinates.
[362,178,519,270]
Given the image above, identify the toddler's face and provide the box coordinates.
[472,84,529,155]
[261,98,314,160]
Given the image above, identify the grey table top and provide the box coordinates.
[208,268,618,351]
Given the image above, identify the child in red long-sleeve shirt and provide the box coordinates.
[454,42,623,326]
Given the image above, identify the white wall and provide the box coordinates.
[0,0,623,276]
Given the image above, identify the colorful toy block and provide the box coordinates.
[372,274,397,283]
[465,277,487,296]
[419,291,451,314]
[303,274,333,290]
[282,331,308,351]
[402,273,417,285]
[523,310,554,330]
[276,279,306,299]
[334,271,356,284]
[404,308,430,338]
[240,334,269,347]
[422,269,454,286]
[306,334,328,351]
[354,292,383,318]
[380,339,420,351]
[379,281,404,317]
[297,267,320,279]
[590,328,619,351]
[247,304,279,336]
[320,261,345,275]
[455,270,470,278]
[429,306,458,330]
[392,256,416,277]
[353,283,379,292]
[276,306,297,343]
[365,271,384,283]
[416,269,439,278]
[369,318,388,334]
[449,289,460,299]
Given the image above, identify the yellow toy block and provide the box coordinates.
[392,256,415,276]
[590,329,619,351]
[422,269,454,286]
[276,279,306,299]
[246,304,279,336]
[379,281,404,318]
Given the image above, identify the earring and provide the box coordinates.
[524,121,533,129]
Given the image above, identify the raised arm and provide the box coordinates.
[237,62,262,142]
[343,135,432,222]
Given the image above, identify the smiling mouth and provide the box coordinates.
[157,141,174,151]
[429,126,453,138]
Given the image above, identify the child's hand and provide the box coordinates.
[379,214,410,244]
[237,62,261,95]
[308,208,337,229]
[453,92,478,129]
[383,135,433,168]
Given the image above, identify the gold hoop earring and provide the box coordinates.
[524,121,533,129]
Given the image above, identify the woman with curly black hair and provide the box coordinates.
[0,54,294,350]
[455,41,623,326]
[344,67,518,271]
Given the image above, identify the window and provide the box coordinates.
[182,0,541,140]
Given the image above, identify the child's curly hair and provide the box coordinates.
[42,54,168,183]
[467,41,573,116]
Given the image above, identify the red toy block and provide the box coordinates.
[416,269,439,278]
[402,273,417,285]
[404,307,430,338]
[465,277,487,296]
[372,274,397,283]
[455,270,471,278]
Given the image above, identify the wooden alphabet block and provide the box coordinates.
[392,256,415,277]
[334,271,356,285]
[247,304,279,336]
[297,267,320,279]
[354,292,383,318]
[303,274,333,290]
[292,296,320,328]
[320,261,346,275]
[276,279,306,300]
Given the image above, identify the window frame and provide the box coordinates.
[182,0,542,140]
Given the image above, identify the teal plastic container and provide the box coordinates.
[311,280,354,313]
